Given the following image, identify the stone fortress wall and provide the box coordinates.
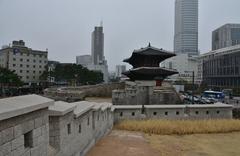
[112,81,182,105]
[0,95,233,156]
[44,83,124,102]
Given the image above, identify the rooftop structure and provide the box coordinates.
[123,44,178,82]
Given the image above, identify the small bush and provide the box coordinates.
[115,119,240,135]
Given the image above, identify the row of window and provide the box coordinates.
[13,52,47,58]
[15,70,42,74]
[119,110,221,117]
[13,64,44,69]
[19,75,39,80]
[12,58,47,64]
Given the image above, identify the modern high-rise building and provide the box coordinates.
[88,23,109,82]
[174,0,199,56]
[91,25,104,65]
[212,24,240,50]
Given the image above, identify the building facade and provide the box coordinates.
[76,55,92,67]
[115,65,126,78]
[161,54,198,83]
[0,40,48,83]
[174,0,199,56]
[91,25,104,65]
[212,24,240,50]
[201,44,240,88]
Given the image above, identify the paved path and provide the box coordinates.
[87,130,160,156]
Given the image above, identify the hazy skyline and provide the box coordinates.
[0,0,240,70]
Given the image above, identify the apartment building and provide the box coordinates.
[0,40,48,83]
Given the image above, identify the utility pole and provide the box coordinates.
[192,71,195,104]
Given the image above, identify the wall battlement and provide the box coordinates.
[0,95,233,156]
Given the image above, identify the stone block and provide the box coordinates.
[21,150,30,156]
[0,131,2,145]
[11,135,24,150]
[42,115,49,125]
[30,146,40,156]
[33,127,42,138]
[12,145,25,156]
[1,142,11,155]
[22,120,34,134]
[14,124,23,138]
[34,117,43,128]
[2,127,14,144]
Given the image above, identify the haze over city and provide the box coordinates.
[0,0,240,70]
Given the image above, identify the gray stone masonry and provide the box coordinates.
[112,81,182,106]
[48,101,113,156]
[0,95,53,156]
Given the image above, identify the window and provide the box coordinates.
[20,58,23,62]
[26,76,29,79]
[13,64,16,67]
[20,64,23,67]
[217,111,220,114]
[33,71,35,74]
[176,111,179,115]
[195,111,199,115]
[24,131,33,148]
[33,65,35,68]
[132,112,135,116]
[33,76,35,79]
[120,112,123,117]
[26,65,29,68]
[39,65,42,68]
[13,58,16,61]
[87,117,90,126]
[206,111,209,115]
[33,60,36,63]
[26,70,29,73]
[153,112,157,116]
[67,124,71,134]
[165,112,168,116]
[97,114,99,121]
[79,124,81,133]
[39,71,42,74]
[27,59,29,62]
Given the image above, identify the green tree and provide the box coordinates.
[44,64,103,85]
[0,67,23,87]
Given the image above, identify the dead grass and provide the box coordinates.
[115,119,240,135]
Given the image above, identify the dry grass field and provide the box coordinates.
[87,130,240,156]
[115,119,240,135]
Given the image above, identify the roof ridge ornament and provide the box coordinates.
[148,42,151,47]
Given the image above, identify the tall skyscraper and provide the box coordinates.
[212,24,240,50]
[174,0,199,56]
[91,24,104,65]
[88,23,109,82]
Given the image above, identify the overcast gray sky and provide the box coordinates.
[0,0,240,71]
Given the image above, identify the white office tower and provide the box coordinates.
[174,0,199,56]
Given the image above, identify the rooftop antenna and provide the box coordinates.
[100,20,103,27]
